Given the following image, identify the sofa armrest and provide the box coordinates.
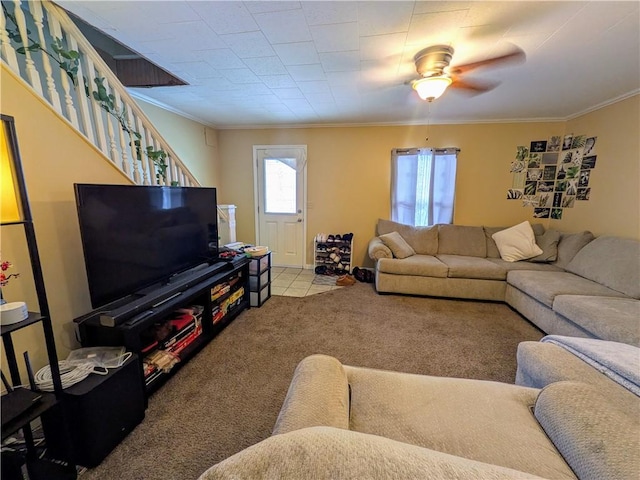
[368,236,392,261]
[272,355,350,435]
[199,427,545,480]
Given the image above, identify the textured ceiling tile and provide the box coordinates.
[310,23,359,53]
[220,31,277,58]
[243,56,288,76]
[360,32,407,61]
[281,98,313,109]
[286,64,327,81]
[170,61,221,79]
[302,1,358,26]
[358,1,414,36]
[413,1,471,15]
[254,9,312,44]
[188,1,259,34]
[405,10,469,47]
[195,49,247,70]
[319,51,360,72]
[245,1,302,14]
[221,68,262,84]
[325,71,362,86]
[304,92,335,104]
[259,75,298,88]
[273,42,320,66]
[297,81,331,94]
[273,88,306,99]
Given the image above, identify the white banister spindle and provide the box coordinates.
[139,118,154,185]
[125,107,141,183]
[164,155,177,185]
[105,108,119,165]
[67,35,94,141]
[46,14,79,128]
[127,114,145,184]
[12,0,42,94]
[110,89,131,175]
[84,57,108,155]
[0,5,20,71]
[30,1,62,113]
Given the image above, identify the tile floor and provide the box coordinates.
[271,267,342,297]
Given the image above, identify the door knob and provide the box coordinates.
[297,218,303,222]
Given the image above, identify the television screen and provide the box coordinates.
[74,184,219,309]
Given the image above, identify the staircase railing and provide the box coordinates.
[1,0,199,187]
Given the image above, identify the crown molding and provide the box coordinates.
[565,89,640,121]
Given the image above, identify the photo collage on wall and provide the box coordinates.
[507,134,597,219]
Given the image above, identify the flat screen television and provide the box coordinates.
[74,183,219,309]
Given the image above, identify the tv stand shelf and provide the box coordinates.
[75,257,250,397]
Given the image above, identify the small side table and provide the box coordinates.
[248,252,271,307]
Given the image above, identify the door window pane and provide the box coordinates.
[264,158,296,213]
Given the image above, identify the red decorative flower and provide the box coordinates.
[0,259,19,287]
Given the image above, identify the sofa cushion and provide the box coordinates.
[487,258,564,273]
[485,224,545,259]
[437,225,486,257]
[507,271,626,308]
[377,219,438,255]
[199,426,551,480]
[530,229,561,262]
[345,366,576,479]
[554,231,595,269]
[552,295,640,346]
[379,231,415,259]
[565,236,640,299]
[377,255,448,277]
[492,221,543,262]
[436,255,506,280]
[535,381,640,480]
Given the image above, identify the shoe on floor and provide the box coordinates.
[336,274,356,286]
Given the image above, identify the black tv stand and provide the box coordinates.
[98,262,229,327]
[75,257,250,397]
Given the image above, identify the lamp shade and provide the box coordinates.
[1,121,22,223]
[412,76,452,101]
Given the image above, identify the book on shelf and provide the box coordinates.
[167,324,203,356]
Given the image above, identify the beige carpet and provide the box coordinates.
[79,283,543,480]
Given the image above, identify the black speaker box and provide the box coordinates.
[42,354,145,468]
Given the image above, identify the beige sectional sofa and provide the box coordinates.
[368,219,640,346]
[200,354,639,480]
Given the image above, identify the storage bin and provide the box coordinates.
[249,254,270,275]
[250,270,269,290]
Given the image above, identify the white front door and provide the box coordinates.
[254,145,306,268]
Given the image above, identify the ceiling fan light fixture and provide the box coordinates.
[412,76,452,101]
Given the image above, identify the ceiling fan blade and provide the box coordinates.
[449,46,525,75]
[449,77,499,95]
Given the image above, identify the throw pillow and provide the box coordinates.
[379,231,416,259]
[491,221,543,262]
[530,229,561,262]
[376,219,438,255]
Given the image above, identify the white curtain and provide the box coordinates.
[391,148,458,226]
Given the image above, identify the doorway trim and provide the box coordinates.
[252,145,308,268]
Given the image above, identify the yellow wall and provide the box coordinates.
[134,98,221,189]
[1,67,132,373]
[552,95,639,239]
[218,121,565,267]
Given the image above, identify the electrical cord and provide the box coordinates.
[34,352,132,391]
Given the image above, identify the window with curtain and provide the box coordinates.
[391,148,459,226]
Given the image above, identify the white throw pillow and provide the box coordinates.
[379,231,415,259]
[491,221,543,262]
